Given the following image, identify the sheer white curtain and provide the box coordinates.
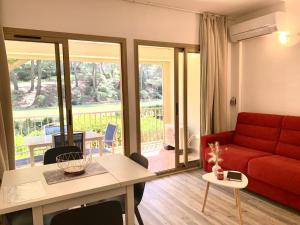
[0,24,15,180]
[200,13,228,135]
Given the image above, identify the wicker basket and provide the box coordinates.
[56,152,92,175]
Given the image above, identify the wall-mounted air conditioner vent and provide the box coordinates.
[230,12,286,42]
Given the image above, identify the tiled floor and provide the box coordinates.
[142,142,200,173]
[16,142,200,172]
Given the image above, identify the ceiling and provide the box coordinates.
[126,0,283,15]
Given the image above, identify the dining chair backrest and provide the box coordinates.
[104,123,117,146]
[44,146,82,165]
[52,132,85,152]
[50,201,123,225]
[44,123,67,136]
[130,153,149,206]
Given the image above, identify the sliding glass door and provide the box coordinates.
[178,50,201,166]
[136,41,200,173]
[4,29,129,168]
[5,39,70,167]
[68,40,125,155]
[137,45,175,172]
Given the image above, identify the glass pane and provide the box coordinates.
[68,40,124,156]
[178,51,185,164]
[187,52,201,162]
[5,40,64,168]
[138,45,175,172]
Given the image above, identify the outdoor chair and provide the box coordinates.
[50,201,123,225]
[44,146,82,165]
[103,123,117,154]
[43,123,67,136]
[52,132,85,153]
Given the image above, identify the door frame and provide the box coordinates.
[4,27,130,156]
[134,39,199,174]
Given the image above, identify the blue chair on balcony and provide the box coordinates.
[103,123,117,154]
[44,123,67,136]
[52,132,86,153]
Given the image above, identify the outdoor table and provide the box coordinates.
[24,131,104,166]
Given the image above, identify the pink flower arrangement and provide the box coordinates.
[208,141,224,164]
[208,142,227,175]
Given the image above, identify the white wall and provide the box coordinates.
[228,1,300,123]
[240,33,300,116]
[1,0,200,151]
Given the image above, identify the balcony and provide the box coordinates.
[14,106,163,168]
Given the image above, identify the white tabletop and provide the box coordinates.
[0,154,155,215]
[202,171,248,189]
[24,131,103,146]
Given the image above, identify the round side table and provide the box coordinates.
[201,171,248,225]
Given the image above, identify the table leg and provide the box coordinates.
[234,189,238,207]
[125,184,134,225]
[99,138,104,157]
[201,182,210,213]
[235,189,243,225]
[29,146,35,167]
[32,206,43,225]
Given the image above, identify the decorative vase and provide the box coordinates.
[212,162,221,176]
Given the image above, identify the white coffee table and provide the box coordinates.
[201,171,248,225]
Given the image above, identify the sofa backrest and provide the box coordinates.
[276,116,300,160]
[233,112,283,153]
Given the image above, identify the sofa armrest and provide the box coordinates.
[201,131,235,148]
[200,131,235,171]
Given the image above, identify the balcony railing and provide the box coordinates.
[140,107,164,143]
[14,106,164,166]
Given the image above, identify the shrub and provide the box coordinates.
[17,71,32,81]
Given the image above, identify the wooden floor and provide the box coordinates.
[138,169,300,225]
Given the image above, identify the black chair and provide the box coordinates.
[129,153,148,225]
[50,201,123,225]
[6,209,55,225]
[52,132,85,152]
[6,146,82,225]
[100,153,148,225]
[44,146,81,165]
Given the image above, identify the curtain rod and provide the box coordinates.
[121,0,202,14]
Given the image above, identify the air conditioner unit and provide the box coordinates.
[229,12,286,42]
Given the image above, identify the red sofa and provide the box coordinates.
[201,112,300,211]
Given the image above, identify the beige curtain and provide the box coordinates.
[0,103,9,179]
[0,25,15,179]
[200,13,228,135]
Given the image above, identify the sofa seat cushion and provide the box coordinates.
[204,144,271,174]
[248,155,300,195]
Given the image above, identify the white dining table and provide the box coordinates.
[0,154,156,225]
[24,131,104,166]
